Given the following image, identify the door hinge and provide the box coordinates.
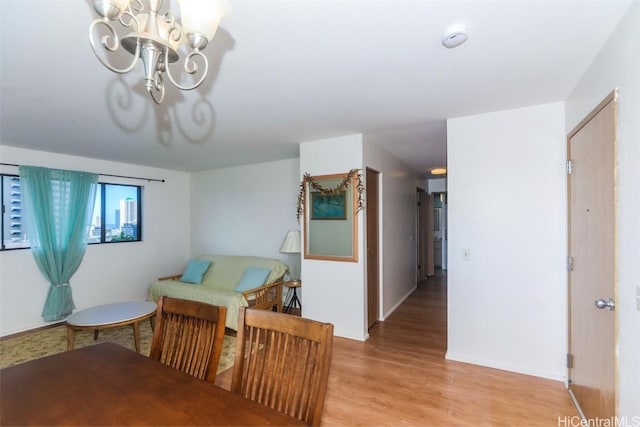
[567,353,574,369]
[566,160,573,175]
[566,256,573,271]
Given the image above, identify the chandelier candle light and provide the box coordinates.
[90,0,231,104]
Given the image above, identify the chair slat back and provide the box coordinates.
[150,296,227,383]
[231,307,333,426]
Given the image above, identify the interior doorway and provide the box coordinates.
[432,192,447,270]
[416,188,433,280]
[417,187,447,280]
[366,168,380,330]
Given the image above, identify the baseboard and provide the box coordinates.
[334,330,369,342]
[0,321,65,341]
[445,351,566,382]
[381,285,417,321]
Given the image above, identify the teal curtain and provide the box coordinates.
[19,166,98,321]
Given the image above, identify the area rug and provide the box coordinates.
[0,322,236,374]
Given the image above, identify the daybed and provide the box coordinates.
[148,255,288,331]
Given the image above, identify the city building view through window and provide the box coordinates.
[88,184,141,243]
[1,175,141,250]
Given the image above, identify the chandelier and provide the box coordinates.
[90,0,231,104]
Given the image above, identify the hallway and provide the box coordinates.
[216,273,576,425]
[321,273,576,425]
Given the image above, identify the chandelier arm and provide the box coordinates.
[148,71,165,104]
[164,50,210,91]
[118,10,141,30]
[89,19,139,74]
[131,0,144,13]
[163,11,180,41]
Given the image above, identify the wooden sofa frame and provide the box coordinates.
[158,275,284,313]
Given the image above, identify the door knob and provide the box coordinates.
[594,298,615,311]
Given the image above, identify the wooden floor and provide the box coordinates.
[216,272,576,426]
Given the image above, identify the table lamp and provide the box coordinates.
[279,230,301,280]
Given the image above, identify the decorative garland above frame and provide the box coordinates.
[296,169,365,220]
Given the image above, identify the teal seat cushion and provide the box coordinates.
[234,267,271,292]
[180,259,212,284]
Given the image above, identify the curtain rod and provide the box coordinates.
[0,163,165,183]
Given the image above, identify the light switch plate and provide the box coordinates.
[636,286,640,311]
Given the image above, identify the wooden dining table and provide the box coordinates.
[0,342,304,426]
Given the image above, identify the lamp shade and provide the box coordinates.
[178,0,232,41]
[279,230,301,254]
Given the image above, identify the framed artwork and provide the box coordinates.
[303,172,358,262]
[310,191,347,220]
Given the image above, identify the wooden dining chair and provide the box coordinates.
[231,307,334,426]
[150,296,227,383]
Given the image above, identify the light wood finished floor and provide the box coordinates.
[216,272,576,426]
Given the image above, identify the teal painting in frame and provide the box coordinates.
[310,191,347,220]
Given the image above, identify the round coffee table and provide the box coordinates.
[66,301,157,352]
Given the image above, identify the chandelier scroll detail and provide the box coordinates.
[90,0,231,104]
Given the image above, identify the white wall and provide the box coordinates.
[191,158,300,263]
[0,146,190,336]
[300,135,366,340]
[565,0,640,416]
[363,142,422,319]
[446,102,567,381]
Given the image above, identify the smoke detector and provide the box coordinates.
[441,25,469,49]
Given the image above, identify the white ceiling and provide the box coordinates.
[0,0,634,177]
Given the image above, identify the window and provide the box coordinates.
[93,183,142,243]
[1,175,29,249]
[1,175,142,250]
